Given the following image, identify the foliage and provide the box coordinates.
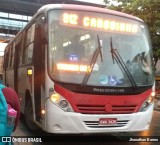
[103,0,160,67]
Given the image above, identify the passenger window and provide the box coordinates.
[4,47,9,69]
[11,43,15,68]
[15,33,22,66]
[8,45,14,68]
[23,23,35,64]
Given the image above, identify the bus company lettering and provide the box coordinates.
[11,137,42,143]
[93,88,124,93]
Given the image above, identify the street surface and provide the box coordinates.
[12,106,160,145]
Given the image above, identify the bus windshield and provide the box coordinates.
[48,10,154,88]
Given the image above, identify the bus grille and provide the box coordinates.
[84,120,129,128]
[77,105,137,114]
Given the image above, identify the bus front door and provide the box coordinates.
[33,23,45,123]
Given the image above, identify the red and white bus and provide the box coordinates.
[3,4,155,133]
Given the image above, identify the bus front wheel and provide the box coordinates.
[24,100,39,132]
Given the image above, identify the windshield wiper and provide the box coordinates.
[81,35,103,86]
[110,37,137,89]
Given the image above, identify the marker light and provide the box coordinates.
[41,110,45,114]
[27,68,32,76]
[50,93,61,103]
[151,91,156,97]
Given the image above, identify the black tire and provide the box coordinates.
[24,100,39,132]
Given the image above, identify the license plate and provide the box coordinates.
[99,118,117,125]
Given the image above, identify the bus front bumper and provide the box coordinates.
[45,103,154,134]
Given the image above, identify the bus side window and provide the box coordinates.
[15,33,22,67]
[22,23,35,64]
[11,43,15,68]
[6,47,9,69]
[8,46,13,68]
[4,47,9,69]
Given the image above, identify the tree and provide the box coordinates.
[104,0,160,67]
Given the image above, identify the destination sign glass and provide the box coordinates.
[59,10,139,34]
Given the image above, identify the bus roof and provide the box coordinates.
[37,4,143,22]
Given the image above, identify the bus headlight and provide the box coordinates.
[50,92,73,112]
[50,93,61,103]
[60,100,68,108]
[139,93,154,112]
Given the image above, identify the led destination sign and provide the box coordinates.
[61,12,138,34]
[57,63,88,72]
